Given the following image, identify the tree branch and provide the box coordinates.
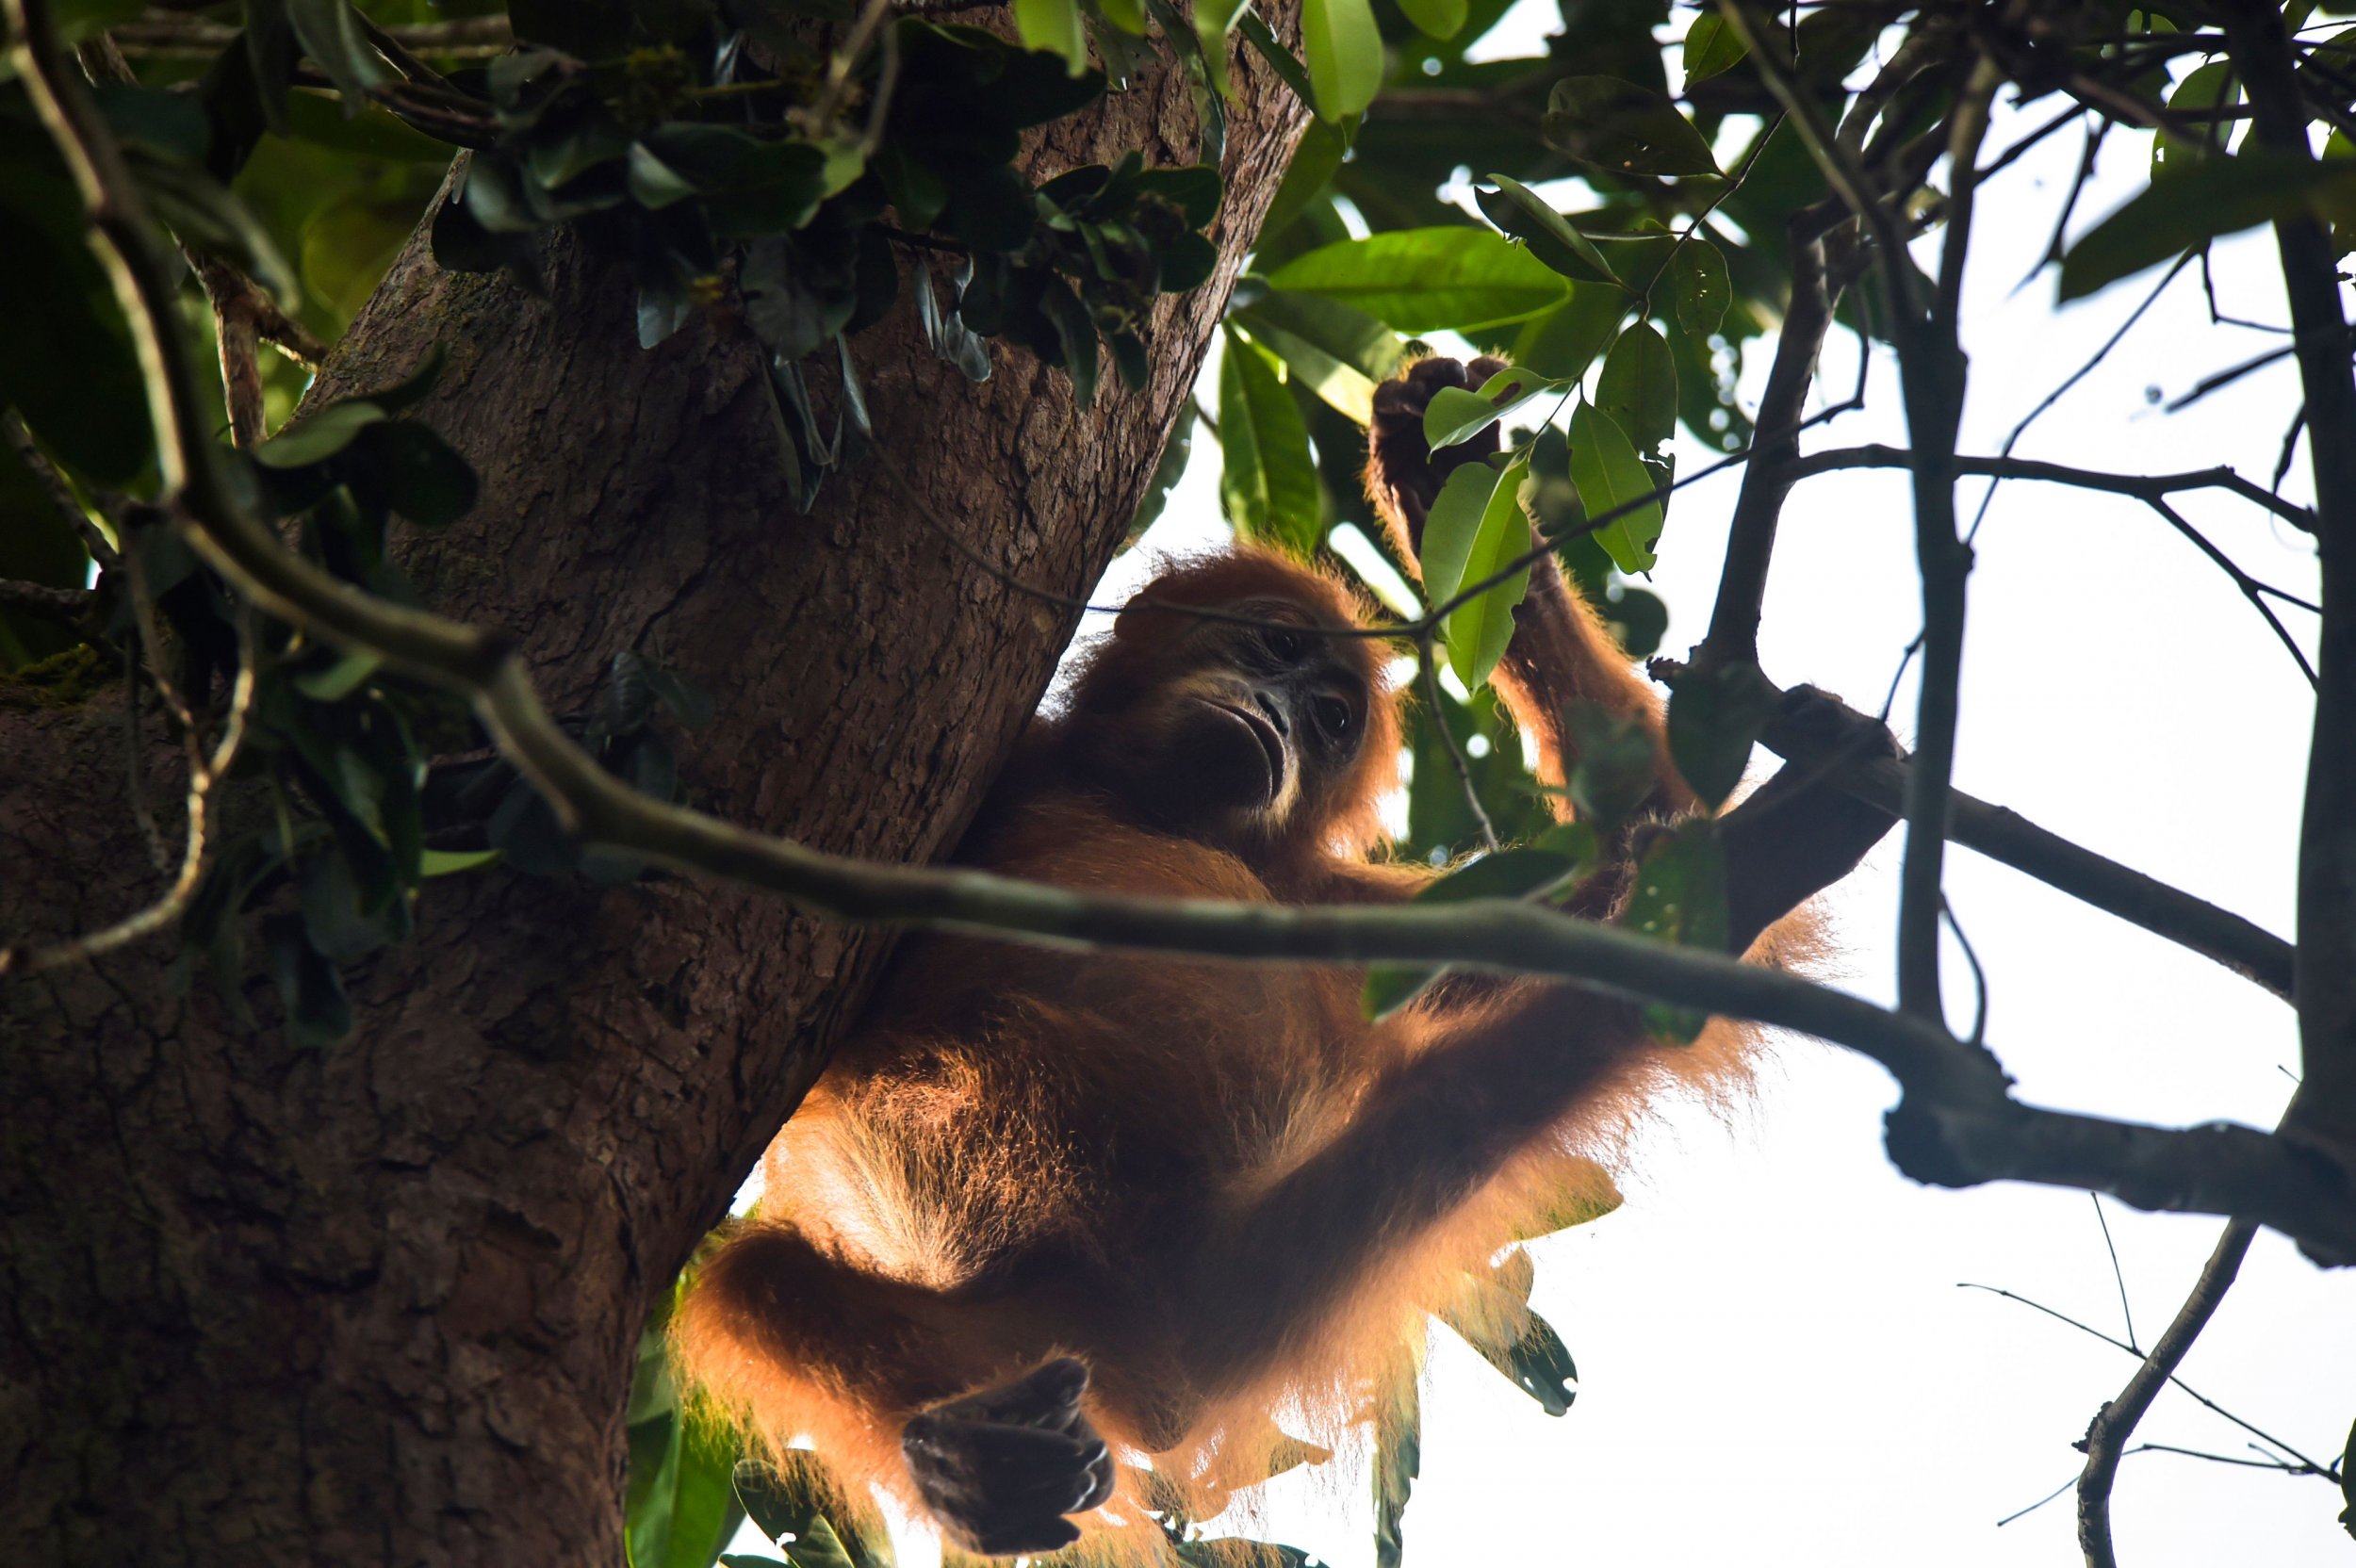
[1698,224,1833,668]
[1653,661,2298,1003]
[110,12,512,60]
[12,0,2356,1266]
[7,416,120,569]
[1794,446,2318,534]
[2076,1220,2258,1568]
[1721,0,1986,1025]
[0,579,96,626]
[2224,0,2356,1156]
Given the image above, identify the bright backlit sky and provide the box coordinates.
[1083,11,2347,1567]
[732,9,2349,1564]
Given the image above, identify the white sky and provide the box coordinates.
[731,10,2349,1565]
[1088,12,2347,1568]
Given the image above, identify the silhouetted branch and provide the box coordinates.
[2076,1221,2259,1568]
[1651,661,2298,1003]
[13,0,2356,1267]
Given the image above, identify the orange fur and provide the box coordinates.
[675,362,1888,1561]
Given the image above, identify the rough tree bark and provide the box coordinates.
[0,27,1306,1564]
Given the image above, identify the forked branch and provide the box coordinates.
[10,0,2356,1265]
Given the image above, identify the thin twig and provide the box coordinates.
[8,416,120,568]
[15,0,2356,1266]
[112,13,511,59]
[1697,223,1833,668]
[1658,661,2299,1002]
[1959,1274,2336,1480]
[2091,1194,2137,1352]
[2076,1221,2259,1568]
[1995,1472,2078,1528]
[1419,637,1497,853]
[0,579,96,625]
[2149,498,2317,685]
[74,31,327,384]
[1796,446,2316,535]
[1802,446,2321,682]
[121,653,172,874]
[800,0,894,136]
[2026,111,2104,281]
[2225,0,2356,1159]
[1970,250,2194,546]
[1940,895,1988,1048]
[8,608,256,974]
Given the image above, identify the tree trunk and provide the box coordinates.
[0,35,1304,1564]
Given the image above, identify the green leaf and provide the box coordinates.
[1544,75,1721,177]
[1362,841,1587,1020]
[1125,400,1195,544]
[1509,285,1627,383]
[1360,962,1438,1021]
[279,91,448,161]
[1439,456,1532,691]
[126,152,298,306]
[2058,152,2356,301]
[1097,0,1147,32]
[1416,459,1505,606]
[655,1418,747,1568]
[254,400,386,468]
[2152,59,2236,178]
[1424,842,1584,902]
[626,1407,683,1568]
[1512,1152,1623,1238]
[1422,363,1562,450]
[352,421,478,528]
[1595,324,1676,453]
[1014,0,1089,75]
[1301,0,1383,119]
[294,650,381,702]
[1132,163,1224,225]
[1566,401,1664,572]
[1672,238,1730,335]
[0,181,152,486]
[1681,13,1747,82]
[1235,318,1381,423]
[627,144,702,209]
[1479,1307,1579,1415]
[1395,0,1465,40]
[1236,9,1315,111]
[1038,272,1101,409]
[1665,660,1775,809]
[1373,1375,1418,1568]
[92,84,210,163]
[1623,821,1727,954]
[1474,173,1619,286]
[1218,330,1321,554]
[734,1464,892,1568]
[1238,287,1402,381]
[286,0,395,105]
[1263,115,1348,237]
[1437,1251,1584,1414]
[367,347,448,416]
[419,847,502,878]
[1622,823,1728,1039]
[262,912,352,1046]
[1268,227,1571,332]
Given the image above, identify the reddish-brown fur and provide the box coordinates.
[675,358,1890,1560]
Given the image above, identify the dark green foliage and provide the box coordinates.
[417,14,1222,441]
[1371,1368,1418,1568]
[1361,828,1593,1021]
[1665,659,1775,811]
[1621,822,1728,1042]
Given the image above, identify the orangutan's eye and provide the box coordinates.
[1314,694,1352,740]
